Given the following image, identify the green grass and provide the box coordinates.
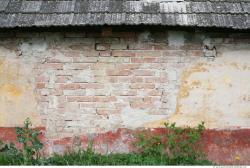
[0,149,213,165]
[45,151,213,166]
[0,153,23,165]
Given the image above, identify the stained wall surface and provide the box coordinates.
[0,28,250,162]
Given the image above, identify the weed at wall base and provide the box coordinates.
[0,118,213,165]
[134,122,209,165]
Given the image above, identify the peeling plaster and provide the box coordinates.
[145,50,250,129]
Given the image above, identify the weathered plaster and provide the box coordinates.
[146,48,250,129]
[0,47,41,127]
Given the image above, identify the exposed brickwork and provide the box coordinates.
[0,28,250,163]
[28,30,194,139]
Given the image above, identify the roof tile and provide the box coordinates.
[74,0,88,13]
[39,1,57,13]
[5,0,22,13]
[20,1,42,13]
[0,0,249,29]
[0,0,10,12]
[55,1,75,13]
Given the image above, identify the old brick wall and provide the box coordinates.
[0,27,250,164]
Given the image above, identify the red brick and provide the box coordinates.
[130,83,155,89]
[187,50,203,57]
[114,90,137,96]
[59,84,81,90]
[130,98,153,109]
[112,50,136,57]
[79,102,95,108]
[72,57,98,63]
[148,90,162,96]
[99,51,111,57]
[115,64,140,70]
[57,96,67,107]
[106,69,131,76]
[118,77,143,83]
[35,76,49,83]
[64,63,90,70]
[36,83,46,89]
[46,56,72,63]
[114,103,128,109]
[145,77,167,83]
[135,51,162,57]
[91,65,105,71]
[50,89,63,96]
[131,58,158,63]
[80,83,104,89]
[96,109,120,115]
[67,96,116,102]
[108,77,118,83]
[67,96,93,102]
[133,70,155,76]
[55,76,71,83]
[94,96,117,102]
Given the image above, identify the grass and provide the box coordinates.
[45,150,213,166]
[0,150,213,166]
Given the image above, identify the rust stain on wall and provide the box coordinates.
[176,63,208,116]
[0,84,22,97]
[178,63,207,100]
[230,62,250,71]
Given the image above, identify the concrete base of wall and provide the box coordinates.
[1,127,250,165]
